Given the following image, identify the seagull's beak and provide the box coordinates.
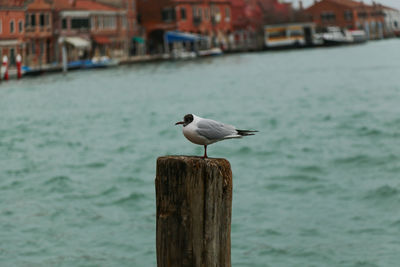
[175,121,184,125]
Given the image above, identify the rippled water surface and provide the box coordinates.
[1,40,400,266]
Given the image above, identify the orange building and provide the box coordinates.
[53,0,128,61]
[137,0,232,53]
[305,0,386,39]
[24,0,54,67]
[0,0,25,66]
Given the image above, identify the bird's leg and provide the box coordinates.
[203,145,208,158]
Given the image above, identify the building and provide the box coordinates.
[137,0,233,53]
[381,5,400,37]
[305,0,389,39]
[24,0,54,67]
[97,0,144,55]
[53,0,128,62]
[230,0,293,51]
[0,0,25,66]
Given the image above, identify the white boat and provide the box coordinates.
[319,27,366,45]
[198,47,223,57]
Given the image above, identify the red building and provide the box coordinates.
[24,0,54,67]
[305,0,386,39]
[0,0,25,66]
[53,0,128,62]
[137,0,232,53]
[230,0,293,50]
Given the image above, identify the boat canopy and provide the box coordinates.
[165,31,206,43]
[65,37,91,49]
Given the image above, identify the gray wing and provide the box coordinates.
[196,119,238,140]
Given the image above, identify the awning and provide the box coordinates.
[65,37,91,49]
[133,36,145,44]
[0,40,20,46]
[165,31,206,43]
[94,36,111,44]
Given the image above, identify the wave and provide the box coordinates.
[364,185,399,200]
[112,192,146,205]
[332,154,397,167]
[270,174,321,183]
[96,192,146,207]
[44,175,73,193]
[85,162,107,168]
[294,165,325,174]
[356,126,383,137]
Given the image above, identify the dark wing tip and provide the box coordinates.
[236,129,258,136]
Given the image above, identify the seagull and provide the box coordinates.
[175,114,257,158]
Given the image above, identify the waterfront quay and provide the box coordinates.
[0,0,399,80]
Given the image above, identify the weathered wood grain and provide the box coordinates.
[156,156,232,267]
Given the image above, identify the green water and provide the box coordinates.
[1,39,400,266]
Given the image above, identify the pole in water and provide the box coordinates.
[16,54,22,79]
[2,55,8,81]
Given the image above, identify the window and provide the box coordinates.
[204,8,209,20]
[358,11,367,19]
[40,41,44,55]
[98,16,103,29]
[71,18,90,29]
[31,42,36,55]
[62,18,67,29]
[96,16,101,29]
[344,10,353,21]
[0,20,2,34]
[10,20,15,33]
[289,28,303,37]
[180,7,187,20]
[161,7,176,22]
[45,14,50,26]
[40,14,45,27]
[31,14,36,27]
[268,29,286,38]
[225,7,230,21]
[321,11,336,22]
[122,16,127,28]
[192,6,202,18]
[18,20,23,32]
[103,16,116,29]
[192,6,201,24]
[211,6,220,23]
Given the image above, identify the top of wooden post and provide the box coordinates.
[157,155,231,171]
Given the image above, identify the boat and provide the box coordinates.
[264,23,317,49]
[318,27,366,46]
[198,47,223,57]
[349,30,368,43]
[68,56,119,70]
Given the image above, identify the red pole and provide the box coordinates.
[16,54,22,79]
[2,56,9,81]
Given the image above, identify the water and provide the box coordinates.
[1,39,400,266]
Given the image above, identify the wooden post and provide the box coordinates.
[156,156,232,267]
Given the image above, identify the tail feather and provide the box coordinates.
[236,129,258,136]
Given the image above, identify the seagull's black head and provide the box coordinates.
[175,114,194,127]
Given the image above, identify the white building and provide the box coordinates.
[382,6,400,36]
